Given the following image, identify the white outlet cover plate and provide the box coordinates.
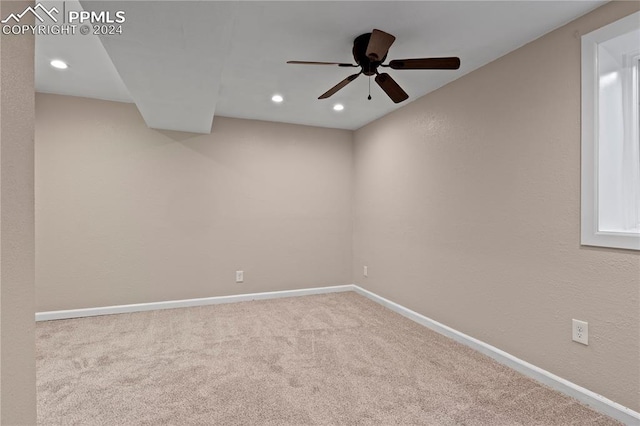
[235,271,243,283]
[572,319,589,345]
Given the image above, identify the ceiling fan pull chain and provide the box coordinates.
[368,73,372,100]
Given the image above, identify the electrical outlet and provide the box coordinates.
[363,265,368,277]
[235,270,243,283]
[572,319,588,345]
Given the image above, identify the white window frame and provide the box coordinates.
[581,11,640,251]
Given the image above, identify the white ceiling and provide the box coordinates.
[36,1,131,103]
[35,1,607,132]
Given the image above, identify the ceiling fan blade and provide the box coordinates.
[318,73,361,99]
[388,57,461,70]
[287,61,356,67]
[366,29,396,61]
[375,73,408,104]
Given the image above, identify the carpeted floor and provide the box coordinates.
[36,292,620,425]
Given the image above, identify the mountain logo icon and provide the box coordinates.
[1,3,59,24]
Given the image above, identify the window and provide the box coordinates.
[581,12,640,250]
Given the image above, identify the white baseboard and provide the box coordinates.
[36,283,639,425]
[351,285,640,426]
[34,285,355,322]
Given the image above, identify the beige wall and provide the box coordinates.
[35,94,353,311]
[0,1,37,423]
[352,1,640,411]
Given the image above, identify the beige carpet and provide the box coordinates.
[37,292,619,425]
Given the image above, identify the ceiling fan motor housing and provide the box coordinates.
[353,33,386,75]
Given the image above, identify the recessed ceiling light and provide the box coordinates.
[333,104,344,111]
[271,94,283,103]
[50,59,68,70]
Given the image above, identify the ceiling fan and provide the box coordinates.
[288,29,461,104]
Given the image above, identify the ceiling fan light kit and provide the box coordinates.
[288,29,460,104]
